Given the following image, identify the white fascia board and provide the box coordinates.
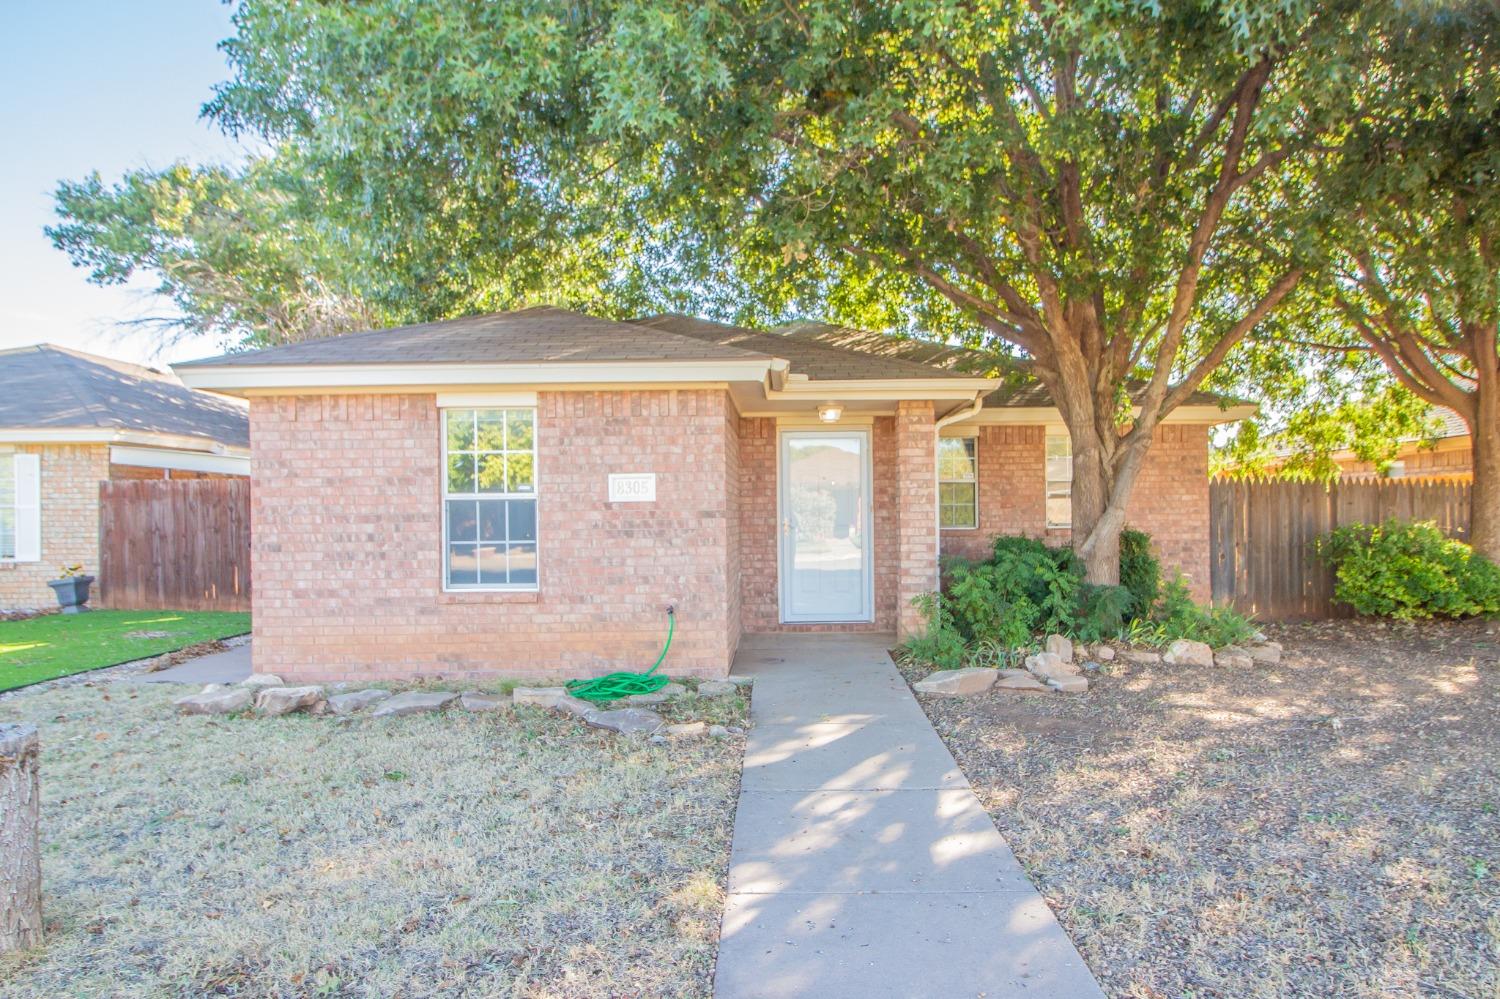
[765,377,998,403]
[949,403,1258,426]
[109,445,251,476]
[175,358,777,394]
[0,427,249,454]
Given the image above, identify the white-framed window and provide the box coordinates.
[1046,432,1073,529]
[441,408,538,590]
[938,435,978,529]
[0,453,40,562]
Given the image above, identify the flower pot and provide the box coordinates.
[47,575,95,614]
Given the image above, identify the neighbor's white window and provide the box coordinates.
[938,436,978,529]
[0,454,40,562]
[442,408,538,589]
[1045,432,1073,529]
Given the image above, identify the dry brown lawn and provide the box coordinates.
[902,619,1499,999]
[0,681,746,998]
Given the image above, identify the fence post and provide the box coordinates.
[0,724,42,955]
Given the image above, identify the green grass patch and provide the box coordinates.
[0,610,251,692]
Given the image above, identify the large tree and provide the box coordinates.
[1306,3,1500,556]
[196,0,1378,583]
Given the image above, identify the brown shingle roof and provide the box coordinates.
[630,314,973,381]
[176,307,773,368]
[0,344,249,447]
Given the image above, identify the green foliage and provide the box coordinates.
[1315,521,1500,620]
[1118,528,1161,617]
[905,592,968,671]
[1125,576,1258,649]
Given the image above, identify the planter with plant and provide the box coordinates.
[47,565,95,614]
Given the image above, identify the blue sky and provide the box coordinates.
[0,1,251,366]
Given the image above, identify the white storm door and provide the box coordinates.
[779,430,874,623]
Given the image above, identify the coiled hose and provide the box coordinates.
[565,606,675,703]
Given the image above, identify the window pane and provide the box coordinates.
[477,452,508,493]
[447,543,479,585]
[506,410,535,450]
[447,500,478,542]
[477,543,509,585]
[447,453,475,494]
[507,452,535,492]
[1047,496,1072,528]
[939,482,976,528]
[477,500,506,542]
[1045,434,1072,482]
[446,410,476,452]
[937,438,975,481]
[476,412,507,452]
[507,543,538,586]
[508,499,537,542]
[0,461,13,559]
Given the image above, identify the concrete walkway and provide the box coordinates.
[123,642,252,685]
[715,633,1104,999]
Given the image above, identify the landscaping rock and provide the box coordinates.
[664,721,707,738]
[173,687,252,715]
[240,674,284,689]
[1124,650,1161,663]
[459,692,508,712]
[913,667,998,697]
[1094,645,1116,661]
[696,680,738,697]
[370,691,459,718]
[626,683,686,705]
[1247,642,1283,665]
[1214,647,1255,669]
[725,675,754,687]
[1047,674,1089,693]
[327,689,391,715]
[584,708,664,735]
[512,687,570,708]
[1163,639,1214,667]
[254,686,326,717]
[994,669,1049,692]
[1025,652,1079,682]
[708,724,731,739]
[1045,634,1074,662]
[550,696,595,718]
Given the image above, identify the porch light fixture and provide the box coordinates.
[817,402,844,423]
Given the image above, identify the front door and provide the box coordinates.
[779,430,874,623]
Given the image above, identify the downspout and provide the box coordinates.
[931,392,987,591]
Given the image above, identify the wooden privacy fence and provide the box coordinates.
[1209,476,1470,620]
[98,478,251,611]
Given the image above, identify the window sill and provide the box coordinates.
[940,526,980,533]
[438,589,540,605]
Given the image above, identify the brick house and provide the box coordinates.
[176,308,1250,682]
[0,345,249,610]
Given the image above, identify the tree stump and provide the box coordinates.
[0,724,42,954]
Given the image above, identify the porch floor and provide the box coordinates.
[714,632,1104,998]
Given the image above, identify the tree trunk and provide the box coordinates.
[1469,396,1500,563]
[0,724,42,955]
[1065,421,1123,585]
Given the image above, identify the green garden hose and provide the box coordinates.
[565,606,676,703]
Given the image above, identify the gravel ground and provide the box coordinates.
[0,680,747,998]
[900,619,1500,999]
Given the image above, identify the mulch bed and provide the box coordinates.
[899,618,1500,998]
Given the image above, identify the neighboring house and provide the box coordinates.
[0,345,250,610]
[176,307,1251,682]
[1330,407,1472,480]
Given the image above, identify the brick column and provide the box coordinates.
[894,401,937,639]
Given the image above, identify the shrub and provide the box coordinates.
[1126,575,1257,648]
[1315,520,1500,620]
[1119,528,1161,618]
[905,592,967,669]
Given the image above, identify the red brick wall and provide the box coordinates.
[895,401,937,638]
[249,391,739,683]
[737,417,900,632]
[939,423,1212,598]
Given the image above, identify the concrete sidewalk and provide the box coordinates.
[715,633,1104,999]
[123,642,252,685]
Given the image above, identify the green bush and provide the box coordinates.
[1119,528,1161,618]
[1124,575,1257,648]
[1314,520,1500,620]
